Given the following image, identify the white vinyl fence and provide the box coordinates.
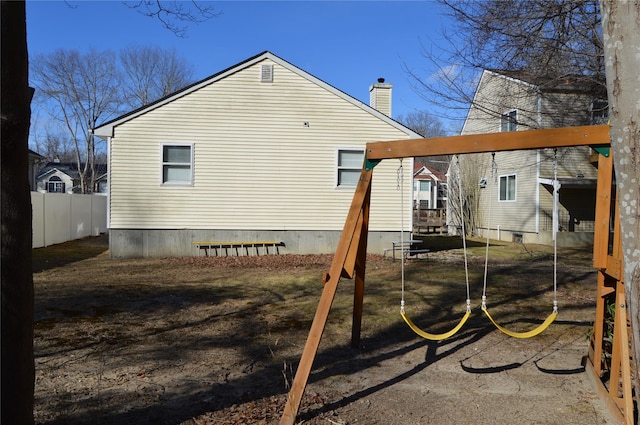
[31,192,107,248]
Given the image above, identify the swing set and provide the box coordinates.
[398,151,558,342]
[280,124,633,425]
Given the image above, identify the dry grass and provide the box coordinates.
[32,234,599,425]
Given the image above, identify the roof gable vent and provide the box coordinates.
[261,64,274,82]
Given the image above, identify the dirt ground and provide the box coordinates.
[33,234,619,425]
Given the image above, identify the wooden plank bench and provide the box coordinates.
[405,248,430,259]
[192,241,284,257]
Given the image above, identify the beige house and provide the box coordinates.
[456,70,605,246]
[413,160,447,210]
[93,51,421,257]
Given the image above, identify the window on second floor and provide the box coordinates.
[418,180,431,191]
[499,174,516,201]
[590,99,609,125]
[47,176,65,193]
[162,144,193,185]
[501,110,517,132]
[336,148,364,188]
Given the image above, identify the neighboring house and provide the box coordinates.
[28,149,45,191]
[36,161,108,195]
[93,51,421,257]
[456,69,606,247]
[413,160,447,210]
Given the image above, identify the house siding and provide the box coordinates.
[460,70,599,246]
[106,57,415,256]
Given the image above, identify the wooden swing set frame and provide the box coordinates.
[279,124,634,425]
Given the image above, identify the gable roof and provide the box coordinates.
[490,69,606,95]
[93,51,421,139]
[36,162,107,180]
[29,149,45,159]
[413,160,446,181]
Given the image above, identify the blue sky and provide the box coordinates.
[27,1,456,134]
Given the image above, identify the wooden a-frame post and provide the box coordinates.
[280,125,619,425]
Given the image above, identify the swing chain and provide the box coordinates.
[396,158,403,190]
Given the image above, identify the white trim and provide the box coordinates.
[498,173,517,202]
[500,109,517,132]
[484,70,539,90]
[535,150,540,233]
[160,143,194,186]
[335,147,365,189]
[107,136,112,230]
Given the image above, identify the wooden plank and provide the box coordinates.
[593,153,613,269]
[617,284,635,425]
[352,181,371,348]
[366,124,610,160]
[341,209,364,279]
[280,168,373,425]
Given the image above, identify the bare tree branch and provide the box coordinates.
[124,1,220,37]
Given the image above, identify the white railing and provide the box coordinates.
[31,192,107,248]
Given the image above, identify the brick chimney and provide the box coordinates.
[369,77,392,117]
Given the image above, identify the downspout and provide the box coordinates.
[535,88,542,235]
[409,157,414,237]
[106,136,111,232]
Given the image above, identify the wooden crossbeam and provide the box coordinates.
[366,124,610,160]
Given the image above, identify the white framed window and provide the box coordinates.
[501,110,517,132]
[336,148,364,188]
[499,174,516,201]
[590,99,609,125]
[47,176,65,193]
[162,144,193,185]
[418,180,431,191]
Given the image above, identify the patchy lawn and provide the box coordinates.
[33,234,615,424]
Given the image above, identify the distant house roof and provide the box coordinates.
[93,51,421,139]
[414,160,446,181]
[36,162,107,180]
[486,69,606,96]
[29,149,45,159]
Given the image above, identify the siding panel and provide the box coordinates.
[109,58,413,232]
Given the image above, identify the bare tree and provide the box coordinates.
[407,0,606,126]
[120,45,195,108]
[448,154,487,236]
[600,0,640,406]
[397,110,450,175]
[31,49,122,193]
[396,110,447,138]
[31,127,76,162]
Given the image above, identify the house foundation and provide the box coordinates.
[108,229,401,258]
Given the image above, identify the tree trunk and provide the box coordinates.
[1,1,35,424]
[599,0,640,405]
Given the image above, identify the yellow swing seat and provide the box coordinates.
[401,308,471,341]
[481,305,557,339]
